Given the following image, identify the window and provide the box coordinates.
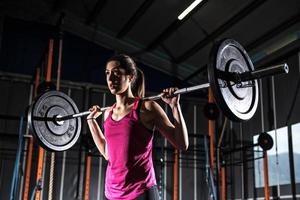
[254,126,290,187]
[291,123,300,183]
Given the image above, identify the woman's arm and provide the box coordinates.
[146,88,189,150]
[87,106,109,160]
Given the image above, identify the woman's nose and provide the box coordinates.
[107,73,114,81]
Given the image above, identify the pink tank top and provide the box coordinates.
[103,98,156,200]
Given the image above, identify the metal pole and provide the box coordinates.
[96,92,106,200]
[18,84,34,200]
[164,104,168,200]
[193,105,197,200]
[59,89,71,200]
[271,76,280,198]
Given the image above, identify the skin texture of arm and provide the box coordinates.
[87,107,109,160]
[141,100,189,151]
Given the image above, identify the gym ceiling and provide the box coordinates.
[1,0,300,84]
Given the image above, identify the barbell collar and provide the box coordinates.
[216,63,289,83]
[239,63,289,82]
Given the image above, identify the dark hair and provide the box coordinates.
[106,54,145,98]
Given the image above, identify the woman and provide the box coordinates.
[87,54,189,200]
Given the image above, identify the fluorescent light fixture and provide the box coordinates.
[178,0,203,20]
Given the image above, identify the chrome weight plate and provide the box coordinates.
[208,39,259,121]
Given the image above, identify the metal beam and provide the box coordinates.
[183,64,207,82]
[117,0,154,38]
[255,38,300,68]
[246,12,300,51]
[145,0,207,51]
[176,0,267,63]
[85,0,107,25]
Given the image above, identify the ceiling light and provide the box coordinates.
[178,0,203,20]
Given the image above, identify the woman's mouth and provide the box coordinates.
[109,83,119,89]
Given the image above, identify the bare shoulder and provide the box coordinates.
[103,106,113,121]
[139,100,161,129]
[141,100,166,121]
[142,100,162,112]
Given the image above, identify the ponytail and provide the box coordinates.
[132,67,145,98]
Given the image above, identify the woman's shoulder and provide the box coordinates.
[141,100,162,112]
[103,105,114,121]
[142,100,154,109]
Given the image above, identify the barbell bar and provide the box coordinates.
[27,39,289,151]
[37,62,288,123]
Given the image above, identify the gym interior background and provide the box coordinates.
[0,0,300,199]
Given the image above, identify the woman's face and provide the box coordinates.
[105,61,133,95]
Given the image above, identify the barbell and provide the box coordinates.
[27,39,289,151]
[225,132,274,154]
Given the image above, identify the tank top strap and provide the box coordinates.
[106,99,140,121]
[131,97,141,120]
[132,97,141,111]
[107,103,116,116]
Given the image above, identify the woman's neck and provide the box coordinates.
[115,93,135,108]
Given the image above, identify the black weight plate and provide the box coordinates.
[258,132,273,151]
[208,39,259,121]
[28,90,81,151]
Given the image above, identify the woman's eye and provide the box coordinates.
[105,69,122,77]
[113,71,121,76]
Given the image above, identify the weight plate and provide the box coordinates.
[208,39,259,121]
[258,132,273,151]
[28,90,81,151]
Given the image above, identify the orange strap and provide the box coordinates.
[23,137,34,200]
[221,166,226,200]
[173,150,179,200]
[263,151,270,200]
[208,87,215,170]
[35,148,45,200]
[23,66,40,200]
[46,40,54,82]
[33,68,40,100]
[35,39,54,200]
[84,155,92,200]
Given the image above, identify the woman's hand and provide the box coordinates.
[87,105,102,120]
[161,87,180,108]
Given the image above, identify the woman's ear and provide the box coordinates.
[128,74,134,83]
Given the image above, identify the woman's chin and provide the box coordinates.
[110,89,122,95]
[110,90,117,94]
